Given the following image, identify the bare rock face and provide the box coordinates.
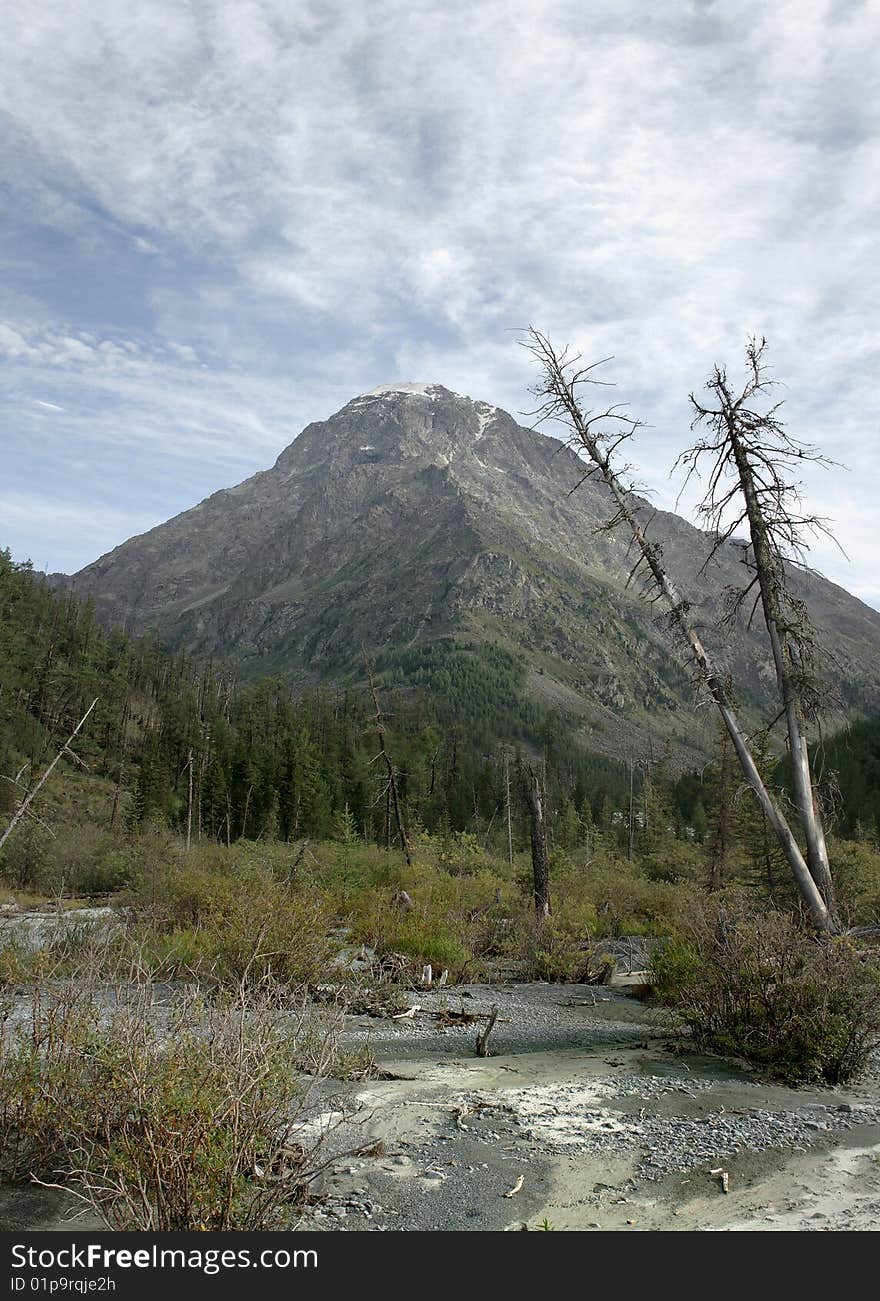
[62,383,880,762]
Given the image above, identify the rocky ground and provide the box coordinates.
[298,982,880,1232]
[2,959,880,1233]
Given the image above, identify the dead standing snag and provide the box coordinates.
[363,648,412,866]
[683,338,839,922]
[523,328,833,932]
[522,759,550,918]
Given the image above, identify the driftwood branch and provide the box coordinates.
[475,1004,499,1057]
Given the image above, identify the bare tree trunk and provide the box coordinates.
[185,747,194,851]
[707,728,733,892]
[505,751,514,867]
[0,699,98,854]
[525,330,833,932]
[242,782,253,840]
[364,649,412,866]
[110,698,130,830]
[197,745,208,843]
[725,423,837,918]
[627,759,635,861]
[524,761,550,918]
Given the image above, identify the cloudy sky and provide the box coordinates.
[2,0,879,607]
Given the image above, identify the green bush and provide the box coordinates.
[0,918,102,986]
[0,801,137,897]
[514,896,599,981]
[344,862,511,979]
[0,823,54,892]
[651,906,880,1084]
[68,991,316,1229]
[0,980,100,1181]
[0,976,333,1228]
[30,825,133,895]
[648,935,701,1003]
[525,919,587,982]
[829,838,880,927]
[119,850,335,986]
[350,892,472,978]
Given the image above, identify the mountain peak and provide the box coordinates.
[360,381,446,398]
[353,381,496,413]
[60,382,880,769]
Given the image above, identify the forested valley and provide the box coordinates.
[3,489,880,1232]
[4,544,880,904]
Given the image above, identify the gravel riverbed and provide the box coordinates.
[3,973,879,1232]
[299,981,880,1231]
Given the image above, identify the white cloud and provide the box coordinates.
[0,1,878,603]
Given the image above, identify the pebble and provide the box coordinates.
[449,1075,880,1180]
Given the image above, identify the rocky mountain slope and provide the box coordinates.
[61,382,880,763]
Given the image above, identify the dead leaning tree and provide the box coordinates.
[0,698,98,854]
[682,337,838,923]
[523,328,836,934]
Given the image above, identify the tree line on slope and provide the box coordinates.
[1,541,877,901]
[0,547,630,861]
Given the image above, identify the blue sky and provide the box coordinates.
[2,0,879,607]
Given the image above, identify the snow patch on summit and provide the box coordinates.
[360,382,443,398]
[350,383,500,438]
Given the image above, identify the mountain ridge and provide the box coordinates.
[57,383,880,766]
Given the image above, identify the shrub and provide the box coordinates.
[829,838,880,927]
[0,823,54,892]
[40,825,135,895]
[353,894,473,977]
[346,868,509,979]
[120,855,335,987]
[524,919,587,982]
[651,906,880,1084]
[0,978,100,1181]
[0,917,106,985]
[0,821,138,897]
[515,896,600,981]
[0,973,337,1229]
[583,858,693,937]
[65,987,325,1230]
